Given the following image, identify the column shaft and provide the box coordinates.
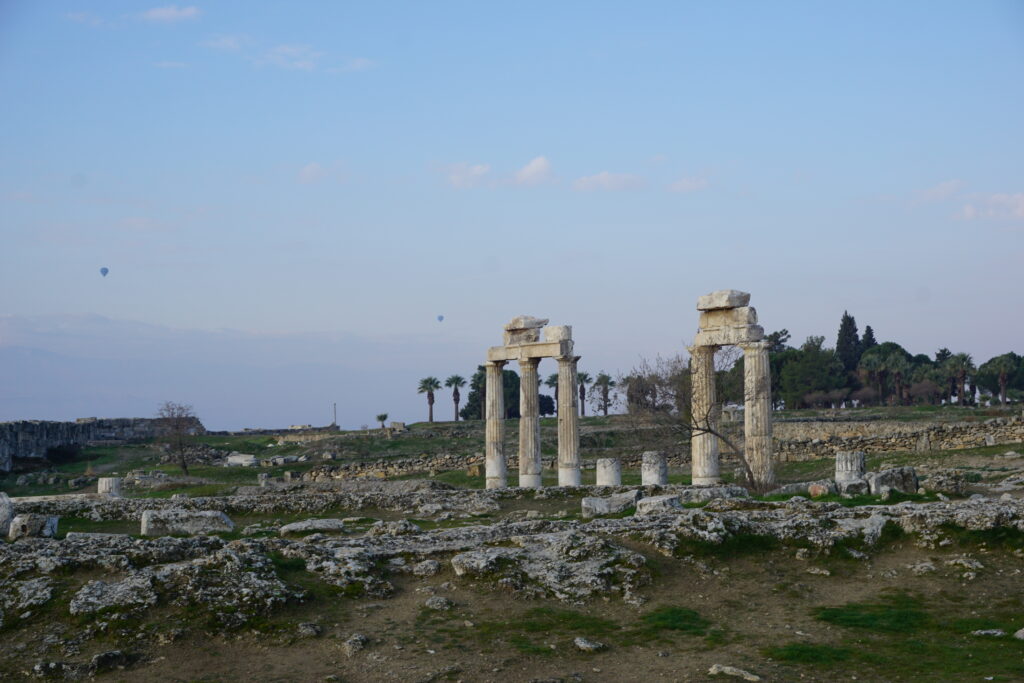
[518,358,542,488]
[690,345,721,485]
[556,355,580,486]
[742,341,774,490]
[484,361,507,489]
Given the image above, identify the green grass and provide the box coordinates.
[815,592,929,633]
[638,606,710,635]
[765,643,852,663]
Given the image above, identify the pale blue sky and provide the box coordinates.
[1,2,1022,428]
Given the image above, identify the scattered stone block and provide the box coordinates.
[708,663,760,681]
[297,623,323,638]
[140,509,234,536]
[70,575,158,615]
[7,514,58,541]
[226,453,257,467]
[866,467,918,496]
[279,518,346,535]
[342,633,368,657]
[412,560,441,577]
[574,636,606,652]
[807,483,830,498]
[581,490,642,518]
[97,477,122,497]
[424,596,453,611]
[635,495,682,515]
[678,485,749,503]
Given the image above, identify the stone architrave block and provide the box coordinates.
[596,458,622,486]
[698,307,758,329]
[0,492,13,537]
[226,453,257,467]
[542,325,572,342]
[140,509,234,536]
[694,324,764,347]
[581,490,642,518]
[8,514,59,541]
[503,315,548,345]
[697,290,751,311]
[641,451,668,486]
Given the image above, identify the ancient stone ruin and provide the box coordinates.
[484,316,579,488]
[689,289,774,488]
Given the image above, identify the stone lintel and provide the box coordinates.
[693,324,764,347]
[698,306,757,329]
[487,340,573,362]
[696,289,751,311]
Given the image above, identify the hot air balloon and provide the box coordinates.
[437,315,444,322]
[100,267,109,277]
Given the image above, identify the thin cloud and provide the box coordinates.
[142,5,201,23]
[258,44,325,71]
[572,171,643,192]
[514,156,554,186]
[447,163,490,189]
[297,163,327,185]
[915,179,963,204]
[956,193,1024,221]
[203,34,247,51]
[667,176,708,193]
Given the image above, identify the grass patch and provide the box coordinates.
[638,606,709,635]
[765,642,852,663]
[815,592,928,633]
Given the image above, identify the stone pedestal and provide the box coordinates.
[641,451,668,486]
[596,458,622,486]
[258,472,270,487]
[485,361,507,489]
[556,355,581,486]
[518,358,542,488]
[835,451,866,483]
[690,345,721,485]
[741,341,774,489]
[97,477,122,497]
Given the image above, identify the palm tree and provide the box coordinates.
[445,375,466,421]
[885,354,911,406]
[545,373,559,413]
[576,372,592,417]
[946,353,975,406]
[592,372,616,416]
[858,354,885,405]
[418,377,442,422]
[375,413,388,430]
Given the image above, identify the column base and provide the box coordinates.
[558,467,581,487]
[692,476,721,486]
[485,477,507,489]
[518,474,543,488]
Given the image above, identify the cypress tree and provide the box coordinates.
[861,326,878,353]
[836,311,861,372]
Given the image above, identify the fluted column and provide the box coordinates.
[485,361,507,489]
[741,341,774,490]
[689,344,721,485]
[518,357,542,488]
[556,355,580,486]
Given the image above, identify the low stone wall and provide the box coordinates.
[771,416,1024,461]
[0,417,205,473]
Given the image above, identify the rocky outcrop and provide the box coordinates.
[140,510,234,536]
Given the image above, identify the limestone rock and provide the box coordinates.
[708,663,760,681]
[581,490,642,518]
[635,495,683,515]
[678,486,749,503]
[574,636,606,652]
[697,290,751,311]
[140,509,234,536]
[866,467,918,495]
[7,513,58,541]
[0,492,13,537]
[838,479,869,495]
[424,596,453,611]
[297,623,323,638]
[367,519,421,536]
[70,575,158,615]
[412,560,441,577]
[450,547,521,576]
[342,633,368,657]
[279,518,346,535]
[922,469,967,495]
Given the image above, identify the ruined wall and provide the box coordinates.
[0,417,205,472]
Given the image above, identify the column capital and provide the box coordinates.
[687,344,719,355]
[518,357,541,368]
[739,340,770,353]
[485,360,507,368]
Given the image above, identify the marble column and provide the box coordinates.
[518,357,542,488]
[556,355,581,486]
[741,340,774,490]
[596,458,621,486]
[485,361,507,489]
[689,344,721,485]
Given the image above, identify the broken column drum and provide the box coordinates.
[484,317,580,489]
[835,451,866,483]
[689,290,775,488]
[596,458,622,486]
[641,451,668,486]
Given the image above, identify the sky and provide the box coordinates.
[1,1,1022,429]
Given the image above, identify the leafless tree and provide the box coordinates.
[156,401,197,475]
